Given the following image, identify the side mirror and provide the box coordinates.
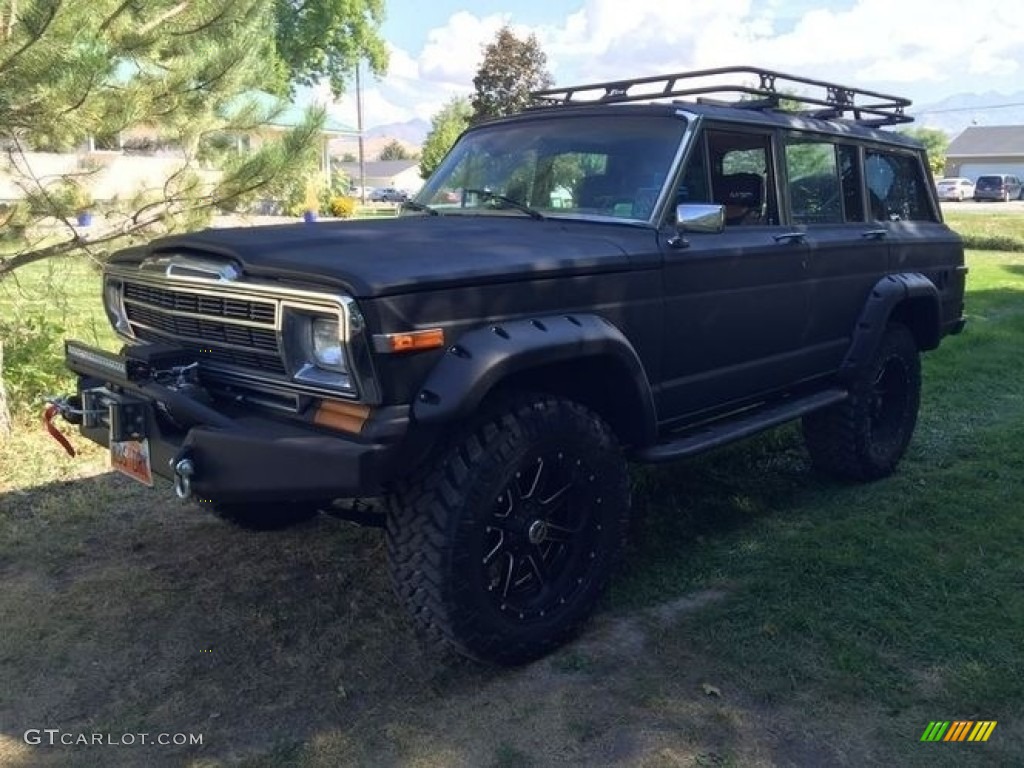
[676,203,725,234]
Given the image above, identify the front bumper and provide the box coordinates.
[65,341,407,503]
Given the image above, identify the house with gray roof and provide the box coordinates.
[944,125,1024,180]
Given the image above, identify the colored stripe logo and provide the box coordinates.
[920,721,997,742]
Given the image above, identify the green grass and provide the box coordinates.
[945,209,1024,251]
[611,249,1024,762]
[2,241,1023,766]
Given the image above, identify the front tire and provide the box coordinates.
[386,395,630,665]
[802,323,921,481]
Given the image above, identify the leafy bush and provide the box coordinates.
[0,314,72,411]
[329,196,357,218]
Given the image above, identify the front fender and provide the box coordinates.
[412,314,657,443]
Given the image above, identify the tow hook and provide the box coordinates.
[172,456,195,500]
[43,396,83,457]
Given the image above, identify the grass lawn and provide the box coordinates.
[1,242,1023,766]
[945,207,1024,250]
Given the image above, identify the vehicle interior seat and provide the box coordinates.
[575,173,620,210]
[715,172,765,225]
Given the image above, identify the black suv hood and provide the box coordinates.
[116,216,655,298]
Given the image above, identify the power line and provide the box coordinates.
[914,101,1024,116]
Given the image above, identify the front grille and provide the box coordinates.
[122,281,286,376]
[123,283,276,325]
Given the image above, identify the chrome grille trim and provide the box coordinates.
[105,265,377,402]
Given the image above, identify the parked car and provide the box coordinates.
[973,174,1023,202]
[369,187,408,203]
[935,177,975,202]
[57,67,966,665]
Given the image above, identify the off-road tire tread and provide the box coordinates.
[802,323,920,481]
[386,395,628,665]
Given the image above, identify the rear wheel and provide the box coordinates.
[802,323,920,481]
[386,395,630,665]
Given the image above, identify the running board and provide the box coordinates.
[637,388,848,464]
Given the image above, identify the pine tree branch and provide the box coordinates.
[138,1,191,36]
[98,0,136,33]
[0,0,58,75]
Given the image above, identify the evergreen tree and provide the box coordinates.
[0,0,328,280]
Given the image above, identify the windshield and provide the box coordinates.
[415,114,687,221]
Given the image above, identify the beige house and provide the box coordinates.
[0,92,358,202]
[336,160,424,195]
[944,125,1024,179]
[231,92,359,184]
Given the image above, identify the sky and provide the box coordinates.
[312,0,1024,130]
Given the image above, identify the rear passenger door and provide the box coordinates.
[782,136,885,373]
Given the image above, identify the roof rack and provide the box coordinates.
[530,66,913,127]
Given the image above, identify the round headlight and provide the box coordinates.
[311,317,343,368]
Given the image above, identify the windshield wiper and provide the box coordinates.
[401,199,440,216]
[462,188,545,220]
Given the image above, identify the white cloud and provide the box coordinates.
[419,11,510,86]
[317,0,1024,130]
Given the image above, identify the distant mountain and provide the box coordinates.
[911,91,1024,137]
[366,119,430,146]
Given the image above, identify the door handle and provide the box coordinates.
[861,229,887,240]
[773,232,806,244]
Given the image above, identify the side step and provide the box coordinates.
[636,388,848,464]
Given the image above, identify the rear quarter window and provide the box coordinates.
[864,151,936,222]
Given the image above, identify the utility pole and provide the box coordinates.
[356,61,367,204]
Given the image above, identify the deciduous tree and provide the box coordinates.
[273,0,389,96]
[900,127,950,176]
[470,26,552,123]
[378,139,412,161]
[419,97,471,179]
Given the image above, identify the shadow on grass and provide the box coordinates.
[0,440,848,768]
[0,471,497,767]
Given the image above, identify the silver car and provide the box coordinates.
[935,177,974,202]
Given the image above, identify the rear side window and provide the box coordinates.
[784,138,864,224]
[864,151,936,222]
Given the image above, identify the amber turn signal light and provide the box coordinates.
[373,328,445,353]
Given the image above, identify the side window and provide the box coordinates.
[673,136,711,206]
[707,129,776,226]
[864,151,936,222]
[784,139,864,224]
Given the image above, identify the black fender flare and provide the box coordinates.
[412,314,658,446]
[840,273,940,380]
